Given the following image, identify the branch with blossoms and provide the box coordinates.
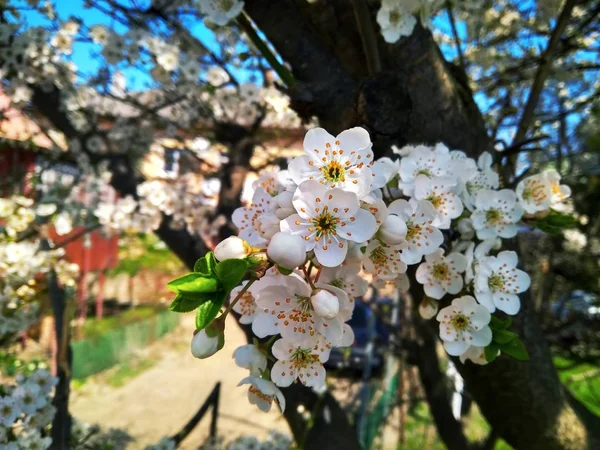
[167,125,576,419]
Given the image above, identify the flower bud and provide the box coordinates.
[267,232,306,270]
[191,326,224,359]
[418,298,438,320]
[311,289,340,319]
[256,214,280,240]
[233,344,267,375]
[379,214,407,245]
[275,191,295,220]
[214,236,252,261]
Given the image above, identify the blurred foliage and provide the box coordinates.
[108,233,185,277]
[0,352,48,377]
[555,356,600,416]
[394,400,512,450]
[79,305,165,340]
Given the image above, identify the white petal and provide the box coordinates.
[336,127,371,152]
[271,360,296,387]
[339,208,377,242]
[316,316,343,345]
[470,327,492,347]
[325,188,360,218]
[315,238,347,267]
[444,340,470,356]
[475,290,496,313]
[493,292,521,315]
[251,312,279,338]
[271,338,296,361]
[289,155,320,185]
[303,128,336,160]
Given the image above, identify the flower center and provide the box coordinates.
[427,194,443,209]
[450,313,470,331]
[249,385,273,404]
[406,221,421,241]
[389,10,401,24]
[485,208,502,224]
[311,211,338,236]
[290,348,319,368]
[295,294,312,312]
[329,278,344,289]
[322,161,345,183]
[416,168,431,177]
[488,273,505,292]
[432,263,449,280]
[369,246,387,266]
[239,292,256,316]
[218,0,235,10]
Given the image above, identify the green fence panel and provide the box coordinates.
[360,372,399,449]
[71,310,179,379]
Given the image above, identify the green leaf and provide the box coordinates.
[167,273,220,296]
[546,210,577,227]
[492,328,518,345]
[194,252,217,276]
[215,259,249,292]
[169,293,211,313]
[498,338,530,361]
[484,343,500,363]
[489,316,512,330]
[195,292,226,330]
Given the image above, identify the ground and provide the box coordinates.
[70,315,290,449]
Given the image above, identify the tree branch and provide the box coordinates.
[446,2,467,74]
[511,0,577,146]
[351,0,382,75]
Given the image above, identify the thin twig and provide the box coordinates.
[302,266,316,290]
[446,2,467,74]
[237,12,295,87]
[511,0,577,147]
[351,0,382,75]
[223,278,256,317]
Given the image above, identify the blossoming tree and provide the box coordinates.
[1,0,599,449]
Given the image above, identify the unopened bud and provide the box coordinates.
[418,298,438,320]
[267,232,306,270]
[311,289,340,319]
[379,214,407,245]
[191,324,224,359]
[214,236,252,261]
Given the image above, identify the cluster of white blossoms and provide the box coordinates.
[0,369,58,449]
[0,239,71,343]
[185,125,573,412]
[376,0,443,43]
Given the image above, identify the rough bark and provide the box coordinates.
[48,270,72,450]
[244,1,600,449]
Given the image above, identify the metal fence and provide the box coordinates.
[71,310,180,379]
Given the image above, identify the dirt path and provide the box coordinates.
[70,315,290,449]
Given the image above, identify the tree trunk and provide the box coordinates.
[244,1,600,449]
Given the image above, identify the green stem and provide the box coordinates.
[237,12,295,87]
[222,278,256,318]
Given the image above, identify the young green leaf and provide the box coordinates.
[170,293,211,313]
[194,252,217,276]
[168,273,220,297]
[484,342,500,363]
[195,291,226,330]
[215,258,249,292]
[498,337,529,361]
[492,328,518,345]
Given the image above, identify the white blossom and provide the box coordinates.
[436,295,492,357]
[475,251,531,315]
